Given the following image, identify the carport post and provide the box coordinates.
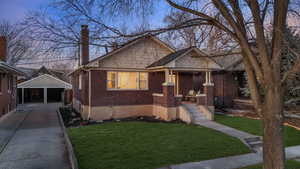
[44,88,47,104]
[21,88,24,104]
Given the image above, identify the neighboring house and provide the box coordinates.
[17,66,72,104]
[0,36,24,117]
[69,25,245,121]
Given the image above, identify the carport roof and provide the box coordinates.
[18,74,72,89]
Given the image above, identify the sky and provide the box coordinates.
[0,0,51,22]
[0,0,168,25]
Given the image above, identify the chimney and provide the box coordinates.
[0,36,7,62]
[80,25,89,65]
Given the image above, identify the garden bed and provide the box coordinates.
[59,106,185,127]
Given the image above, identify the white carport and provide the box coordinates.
[18,74,72,104]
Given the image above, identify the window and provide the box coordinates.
[107,72,116,89]
[79,74,82,90]
[139,72,148,90]
[107,71,148,90]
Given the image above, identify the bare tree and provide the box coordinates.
[163,11,236,51]
[27,0,300,168]
[0,20,40,65]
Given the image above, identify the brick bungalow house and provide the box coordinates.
[0,36,24,117]
[69,25,245,121]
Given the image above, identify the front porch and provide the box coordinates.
[151,68,216,121]
[147,47,222,121]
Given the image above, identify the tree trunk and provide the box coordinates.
[263,84,285,169]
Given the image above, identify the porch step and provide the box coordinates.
[244,137,260,142]
[244,137,263,152]
[182,103,207,122]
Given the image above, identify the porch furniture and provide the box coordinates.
[185,90,197,102]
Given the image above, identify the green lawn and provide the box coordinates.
[68,122,250,169]
[215,114,300,147]
[239,160,300,169]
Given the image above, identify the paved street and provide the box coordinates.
[0,103,71,169]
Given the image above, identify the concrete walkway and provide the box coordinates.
[0,103,71,169]
[0,108,28,153]
[158,145,300,169]
[194,120,257,141]
[185,104,263,152]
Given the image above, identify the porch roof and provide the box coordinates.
[147,47,223,71]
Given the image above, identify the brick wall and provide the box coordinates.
[0,73,17,116]
[71,69,240,110]
[89,70,164,106]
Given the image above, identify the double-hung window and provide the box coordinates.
[107,71,148,90]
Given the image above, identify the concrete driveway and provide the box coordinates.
[0,103,71,169]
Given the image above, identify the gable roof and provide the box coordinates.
[0,61,24,75]
[147,47,222,70]
[18,66,69,82]
[17,74,72,89]
[212,52,244,71]
[87,35,175,66]
[147,47,192,68]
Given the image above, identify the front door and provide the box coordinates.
[192,72,204,93]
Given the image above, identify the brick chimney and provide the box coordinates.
[0,36,7,62]
[80,25,89,65]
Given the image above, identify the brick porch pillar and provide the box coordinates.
[162,82,177,121]
[203,83,214,106]
[162,82,175,107]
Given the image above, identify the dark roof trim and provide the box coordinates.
[87,35,175,66]
[147,47,192,68]
[0,61,25,75]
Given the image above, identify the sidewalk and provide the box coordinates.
[158,145,300,169]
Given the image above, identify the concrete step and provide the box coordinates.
[245,137,261,142]
[182,103,208,121]
[244,137,263,152]
[248,140,262,145]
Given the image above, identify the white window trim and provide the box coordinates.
[79,74,82,90]
[106,71,149,91]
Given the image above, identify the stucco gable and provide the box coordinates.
[96,37,173,69]
[167,49,222,70]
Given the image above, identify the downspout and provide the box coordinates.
[87,70,92,120]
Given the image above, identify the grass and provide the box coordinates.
[68,121,251,169]
[215,114,300,147]
[239,160,300,169]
